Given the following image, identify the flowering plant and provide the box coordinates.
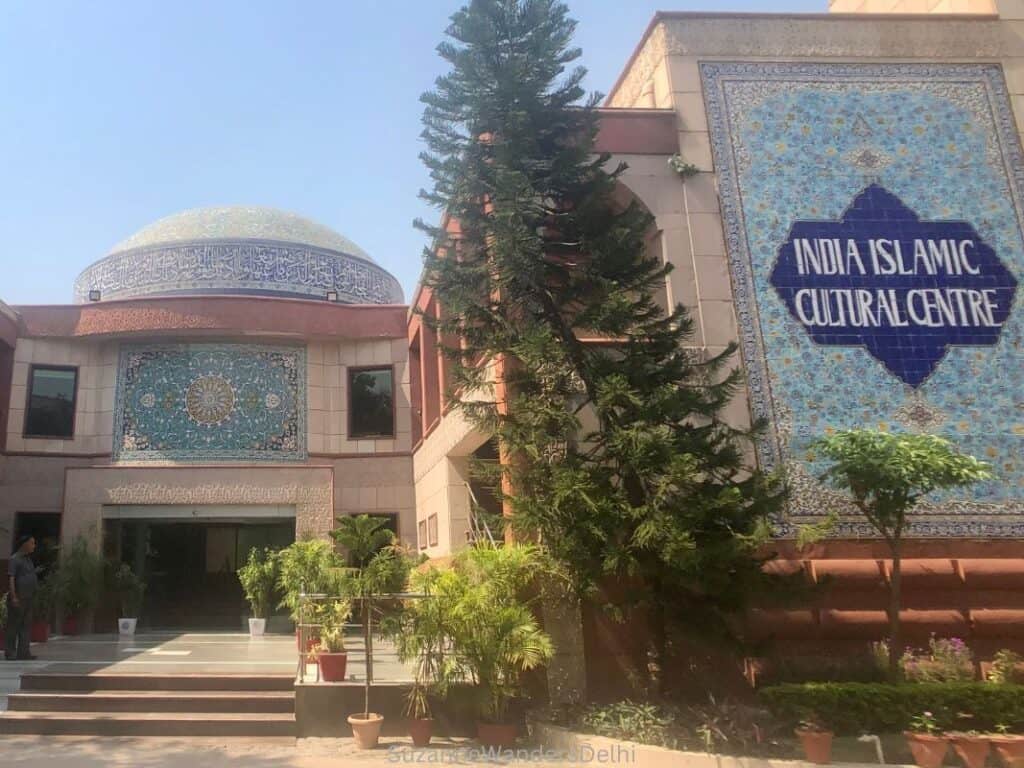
[909,711,941,735]
[986,649,1022,685]
[901,636,974,683]
[797,711,830,733]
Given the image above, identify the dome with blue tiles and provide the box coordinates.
[74,206,402,305]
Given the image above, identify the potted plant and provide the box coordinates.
[905,711,949,768]
[795,712,833,765]
[404,680,434,748]
[989,725,1024,768]
[276,538,339,650]
[393,585,446,748]
[30,577,57,642]
[53,535,103,634]
[112,564,146,636]
[332,515,413,750]
[237,547,280,637]
[418,545,554,749]
[310,598,352,682]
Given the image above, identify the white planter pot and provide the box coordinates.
[118,618,137,636]
[248,618,267,637]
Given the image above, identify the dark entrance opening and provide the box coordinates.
[103,518,294,630]
[12,512,61,583]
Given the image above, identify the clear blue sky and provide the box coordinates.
[0,0,822,305]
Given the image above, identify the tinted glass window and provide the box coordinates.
[349,367,394,437]
[25,367,77,438]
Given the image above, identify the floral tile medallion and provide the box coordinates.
[114,343,307,462]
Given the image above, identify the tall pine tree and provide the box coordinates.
[417,0,788,695]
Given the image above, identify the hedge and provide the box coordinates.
[760,683,1024,735]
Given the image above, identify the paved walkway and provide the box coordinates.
[1,632,412,709]
[0,737,580,767]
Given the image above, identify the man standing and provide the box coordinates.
[6,535,38,660]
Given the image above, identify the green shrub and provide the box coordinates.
[987,650,1023,685]
[761,682,1024,735]
[761,653,886,685]
[580,701,677,748]
[53,536,104,616]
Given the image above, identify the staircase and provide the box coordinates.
[0,673,295,736]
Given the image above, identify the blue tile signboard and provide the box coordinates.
[114,343,307,462]
[772,183,1017,388]
[702,63,1024,536]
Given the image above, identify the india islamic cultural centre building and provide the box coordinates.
[1,1,1024,671]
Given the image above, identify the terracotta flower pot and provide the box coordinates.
[478,722,517,748]
[318,652,347,682]
[906,732,949,768]
[30,620,49,643]
[62,616,78,636]
[408,717,434,747]
[950,734,990,768]
[990,736,1024,768]
[796,728,834,765]
[348,712,384,749]
[295,629,319,654]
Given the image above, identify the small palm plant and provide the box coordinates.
[275,538,339,620]
[392,573,448,745]
[425,545,554,741]
[331,515,412,748]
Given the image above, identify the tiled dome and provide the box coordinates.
[74,206,402,305]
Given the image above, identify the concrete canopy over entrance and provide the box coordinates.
[62,465,335,547]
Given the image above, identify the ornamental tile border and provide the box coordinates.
[701,62,1024,537]
[74,238,403,305]
[113,342,308,463]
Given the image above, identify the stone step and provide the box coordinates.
[0,711,296,736]
[7,690,295,713]
[19,673,295,692]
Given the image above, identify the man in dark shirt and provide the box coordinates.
[6,535,38,660]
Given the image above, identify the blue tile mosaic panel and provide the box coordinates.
[114,343,307,462]
[701,63,1024,536]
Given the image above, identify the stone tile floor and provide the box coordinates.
[0,632,412,710]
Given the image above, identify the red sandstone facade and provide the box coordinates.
[2,5,1023,679]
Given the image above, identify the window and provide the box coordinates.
[348,366,395,438]
[427,514,438,547]
[24,365,77,438]
[418,520,427,550]
[366,512,399,539]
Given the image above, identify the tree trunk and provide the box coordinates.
[887,544,903,683]
[646,579,666,697]
[364,599,373,714]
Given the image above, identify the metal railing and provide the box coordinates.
[465,483,499,547]
[295,592,428,684]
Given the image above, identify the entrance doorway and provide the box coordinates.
[103,509,295,630]
[12,512,61,577]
